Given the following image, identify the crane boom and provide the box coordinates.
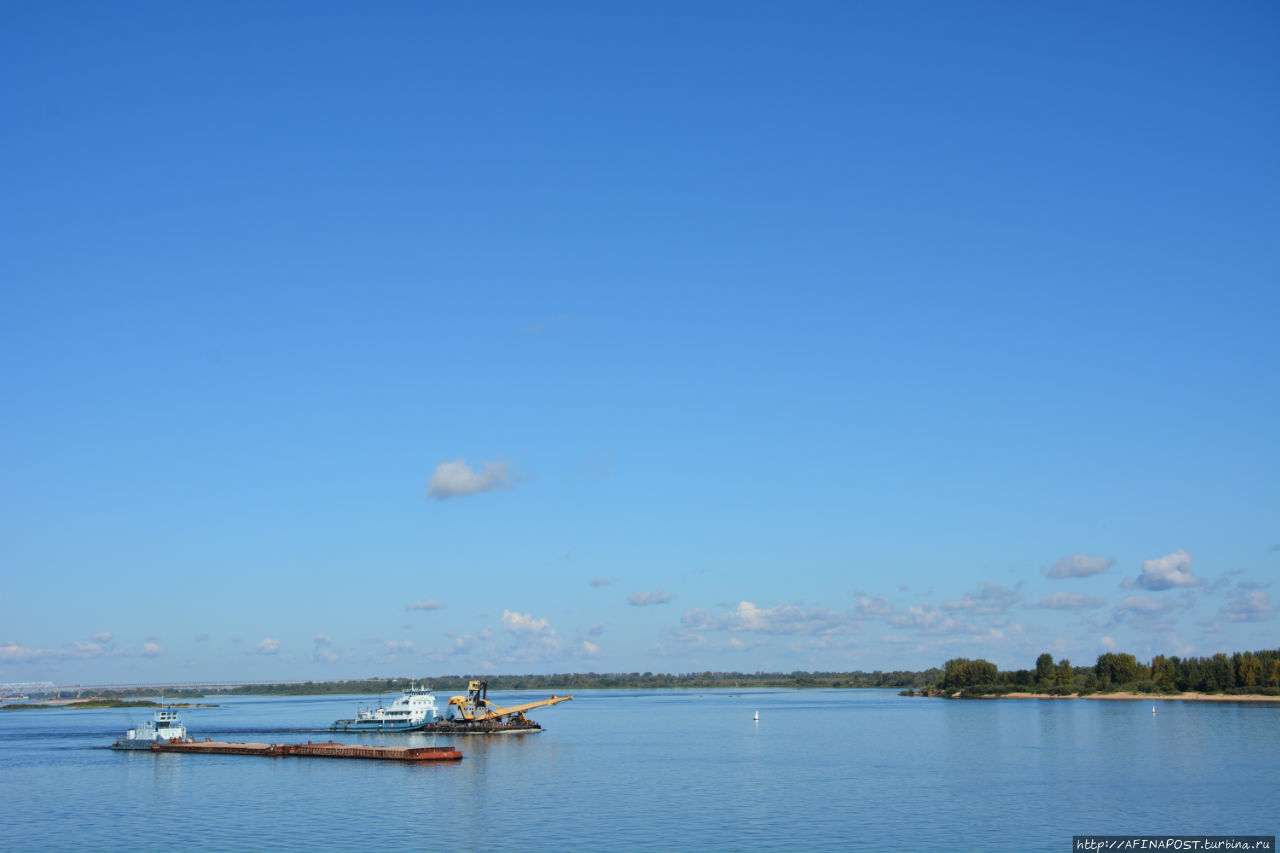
[473,694,573,722]
[445,680,574,722]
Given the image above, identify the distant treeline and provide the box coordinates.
[61,669,944,698]
[916,649,1280,698]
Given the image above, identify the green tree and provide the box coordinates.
[1036,653,1055,685]
[940,658,999,690]
[1238,652,1260,687]
[1210,653,1233,692]
[1151,655,1178,690]
[1096,652,1143,687]
[1054,658,1073,686]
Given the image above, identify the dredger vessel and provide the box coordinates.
[329,680,572,735]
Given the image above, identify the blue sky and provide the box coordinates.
[2,1,1277,684]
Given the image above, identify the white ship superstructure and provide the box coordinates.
[330,683,441,732]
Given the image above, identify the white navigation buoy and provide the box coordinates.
[753,710,759,722]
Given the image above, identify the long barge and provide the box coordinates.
[153,740,462,762]
[112,709,461,762]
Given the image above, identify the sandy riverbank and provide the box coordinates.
[1001,691,1280,702]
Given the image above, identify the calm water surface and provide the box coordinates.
[1,689,1275,851]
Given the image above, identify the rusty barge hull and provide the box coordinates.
[144,740,462,762]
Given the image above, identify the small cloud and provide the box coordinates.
[426,459,515,500]
[406,599,446,612]
[682,601,859,636]
[91,631,113,643]
[627,589,677,606]
[587,623,605,637]
[1100,636,1118,650]
[140,642,163,657]
[256,638,280,655]
[580,640,600,656]
[0,642,36,662]
[1218,591,1275,623]
[313,648,339,663]
[502,610,557,640]
[854,595,895,617]
[588,577,611,588]
[313,634,332,646]
[942,582,1022,615]
[884,602,977,636]
[1113,595,1182,622]
[1042,554,1115,579]
[1206,570,1242,593]
[384,640,415,653]
[1122,549,1203,591]
[1034,592,1107,610]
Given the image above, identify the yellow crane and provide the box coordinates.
[446,680,573,722]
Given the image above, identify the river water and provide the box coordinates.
[1,689,1275,851]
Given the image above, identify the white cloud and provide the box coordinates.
[406,599,446,611]
[588,577,611,587]
[855,595,895,616]
[1123,549,1203,590]
[942,582,1022,615]
[1043,554,1115,579]
[426,459,514,500]
[628,589,677,606]
[384,640,415,653]
[313,648,339,663]
[1100,636,1118,650]
[1114,595,1175,614]
[444,635,476,656]
[91,631,114,643]
[256,638,280,655]
[1112,595,1185,624]
[0,639,157,663]
[1034,592,1107,610]
[490,610,598,665]
[313,634,332,646]
[681,601,859,636]
[889,604,976,636]
[1219,591,1275,623]
[0,642,36,662]
[502,610,557,640]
